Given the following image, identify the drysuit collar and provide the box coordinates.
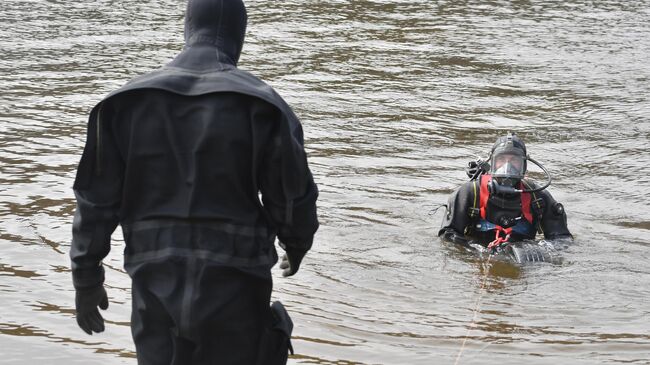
[169,0,247,70]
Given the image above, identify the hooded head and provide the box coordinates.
[170,0,247,69]
[489,132,527,187]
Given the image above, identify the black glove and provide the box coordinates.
[279,248,307,277]
[75,285,109,335]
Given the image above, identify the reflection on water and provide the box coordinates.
[1,0,650,364]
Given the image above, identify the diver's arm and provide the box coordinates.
[259,111,318,276]
[537,189,572,240]
[438,182,475,246]
[70,106,123,290]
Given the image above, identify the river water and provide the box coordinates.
[1,0,649,364]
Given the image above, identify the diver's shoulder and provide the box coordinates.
[457,179,479,193]
[521,178,561,204]
[227,68,276,88]
[522,178,547,192]
[445,180,478,206]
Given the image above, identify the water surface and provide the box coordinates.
[1,0,649,364]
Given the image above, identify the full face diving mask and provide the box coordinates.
[492,153,526,184]
[490,134,527,187]
[473,132,552,194]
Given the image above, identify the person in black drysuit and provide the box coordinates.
[70,0,318,364]
[438,133,571,262]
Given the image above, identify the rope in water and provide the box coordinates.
[452,253,492,365]
[454,231,510,365]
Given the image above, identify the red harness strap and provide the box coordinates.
[520,184,533,223]
[479,175,490,219]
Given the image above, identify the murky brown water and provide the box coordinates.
[1,0,649,364]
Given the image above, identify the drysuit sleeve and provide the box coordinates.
[537,189,572,240]
[259,113,319,255]
[438,182,475,246]
[70,105,123,290]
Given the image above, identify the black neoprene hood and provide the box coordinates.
[182,0,247,65]
[491,133,527,157]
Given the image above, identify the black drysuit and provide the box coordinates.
[70,0,318,363]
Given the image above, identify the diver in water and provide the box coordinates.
[438,133,572,261]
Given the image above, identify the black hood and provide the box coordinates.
[490,132,527,157]
[169,0,247,70]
